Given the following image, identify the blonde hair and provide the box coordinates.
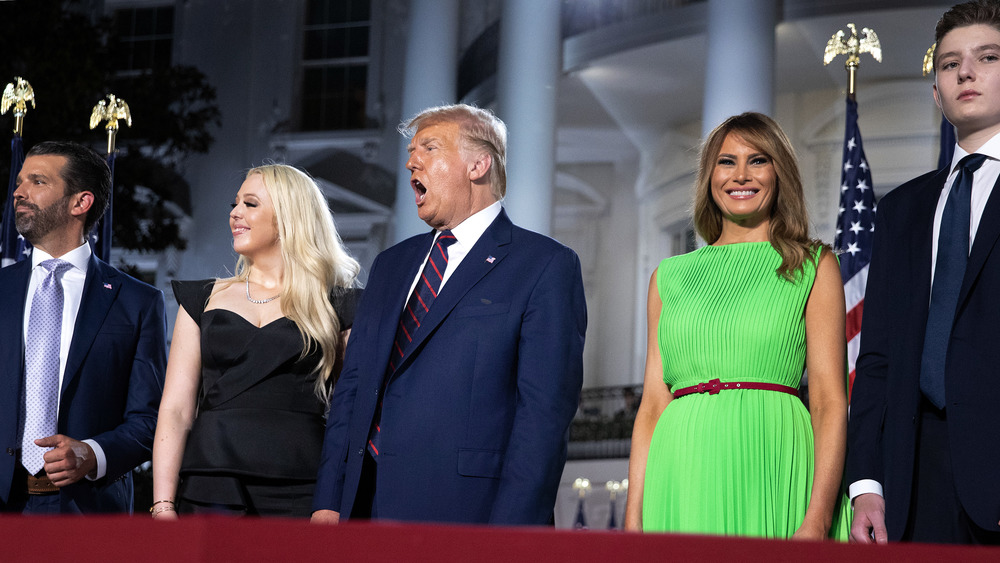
[401,103,508,200]
[225,164,360,401]
[693,112,826,279]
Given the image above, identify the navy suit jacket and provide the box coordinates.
[847,167,1000,538]
[0,254,166,513]
[313,209,587,524]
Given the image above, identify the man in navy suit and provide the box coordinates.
[0,141,166,513]
[312,104,586,525]
[848,0,1000,544]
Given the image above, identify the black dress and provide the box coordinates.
[170,279,360,517]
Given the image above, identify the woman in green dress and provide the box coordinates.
[624,112,849,539]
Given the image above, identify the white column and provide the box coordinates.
[701,0,778,136]
[496,0,561,236]
[392,0,460,243]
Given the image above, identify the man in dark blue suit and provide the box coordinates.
[848,0,1000,544]
[0,141,166,513]
[312,104,586,525]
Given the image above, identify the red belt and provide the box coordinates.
[672,378,798,399]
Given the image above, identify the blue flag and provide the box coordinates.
[1,135,30,267]
[573,496,587,529]
[89,151,114,262]
[834,98,877,398]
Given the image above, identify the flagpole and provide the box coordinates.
[1,77,34,136]
[89,93,132,155]
[823,24,881,399]
[1,77,36,266]
[89,94,132,263]
[823,23,883,100]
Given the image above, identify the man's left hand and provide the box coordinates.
[36,435,96,486]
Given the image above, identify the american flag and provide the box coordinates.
[1,134,30,267]
[834,98,876,398]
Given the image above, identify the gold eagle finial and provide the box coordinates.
[824,23,883,67]
[89,94,132,131]
[90,94,133,154]
[923,43,937,77]
[1,77,35,116]
[2,77,36,135]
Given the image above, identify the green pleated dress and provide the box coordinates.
[642,242,849,539]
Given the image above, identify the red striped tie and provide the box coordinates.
[368,230,457,458]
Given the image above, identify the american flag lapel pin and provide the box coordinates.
[104,283,112,290]
[486,255,496,264]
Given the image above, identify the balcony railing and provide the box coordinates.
[568,384,642,460]
[562,0,705,37]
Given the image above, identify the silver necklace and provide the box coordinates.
[245,280,279,304]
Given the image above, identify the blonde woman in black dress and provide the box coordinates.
[151,164,360,518]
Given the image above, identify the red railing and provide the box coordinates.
[3,515,998,562]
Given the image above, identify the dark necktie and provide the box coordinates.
[368,230,457,458]
[920,153,988,409]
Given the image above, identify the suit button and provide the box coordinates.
[5,448,12,455]
[357,448,363,456]
[375,387,379,395]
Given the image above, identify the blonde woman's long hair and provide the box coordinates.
[693,112,826,280]
[225,164,360,402]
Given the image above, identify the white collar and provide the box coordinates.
[31,242,91,273]
[949,132,1000,172]
[446,201,502,247]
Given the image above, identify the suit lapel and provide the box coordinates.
[910,169,949,309]
[0,260,31,338]
[62,256,121,395]
[1,261,32,402]
[389,210,513,380]
[374,231,437,375]
[958,172,1000,308]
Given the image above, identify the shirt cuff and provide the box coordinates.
[82,439,107,481]
[848,479,883,501]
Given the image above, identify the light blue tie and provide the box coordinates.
[21,259,72,475]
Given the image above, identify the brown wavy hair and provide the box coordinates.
[935,1,1000,48]
[693,112,826,280]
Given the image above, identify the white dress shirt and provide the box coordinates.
[403,201,503,306]
[850,133,1000,502]
[930,135,1000,281]
[23,243,107,479]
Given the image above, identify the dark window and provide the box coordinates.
[111,6,174,75]
[301,0,370,131]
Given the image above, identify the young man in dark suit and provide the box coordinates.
[848,0,1000,544]
[0,141,166,513]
